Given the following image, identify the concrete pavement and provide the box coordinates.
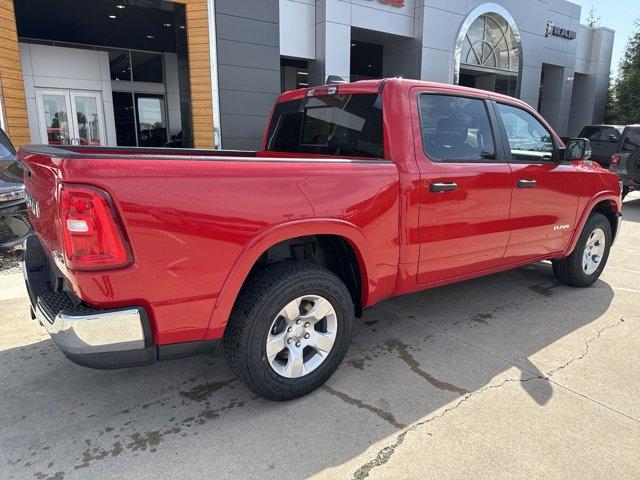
[1,193,639,479]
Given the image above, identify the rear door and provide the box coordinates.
[493,101,580,262]
[412,89,513,284]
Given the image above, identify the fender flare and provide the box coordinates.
[563,191,621,257]
[204,219,377,339]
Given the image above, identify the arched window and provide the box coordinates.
[453,4,522,98]
[461,14,519,73]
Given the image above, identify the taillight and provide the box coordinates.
[610,154,620,167]
[59,184,131,270]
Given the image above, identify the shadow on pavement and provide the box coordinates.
[0,262,614,479]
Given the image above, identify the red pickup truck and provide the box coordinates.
[20,79,621,400]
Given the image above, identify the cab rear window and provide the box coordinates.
[265,93,384,158]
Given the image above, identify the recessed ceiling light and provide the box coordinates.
[179,25,185,29]
[116,4,125,8]
[163,23,172,27]
[146,34,154,39]
[108,14,117,19]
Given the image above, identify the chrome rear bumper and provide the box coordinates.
[23,236,154,369]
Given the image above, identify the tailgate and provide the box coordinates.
[18,149,64,259]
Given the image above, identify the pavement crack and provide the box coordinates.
[383,339,468,395]
[350,376,539,480]
[547,318,626,377]
[321,386,406,429]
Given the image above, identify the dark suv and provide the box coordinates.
[579,124,640,199]
[0,128,31,248]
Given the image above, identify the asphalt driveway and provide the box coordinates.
[1,193,639,480]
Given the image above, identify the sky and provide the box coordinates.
[571,0,639,77]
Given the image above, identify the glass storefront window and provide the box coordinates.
[108,49,131,81]
[113,92,137,146]
[136,94,167,146]
[131,51,164,83]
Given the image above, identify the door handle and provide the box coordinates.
[430,182,458,192]
[517,179,537,188]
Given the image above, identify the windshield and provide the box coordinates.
[265,93,384,158]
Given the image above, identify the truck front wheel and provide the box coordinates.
[552,212,612,287]
[223,262,354,401]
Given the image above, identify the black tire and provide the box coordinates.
[223,261,354,401]
[552,212,612,287]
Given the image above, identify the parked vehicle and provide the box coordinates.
[20,79,621,401]
[606,125,640,199]
[577,125,624,168]
[0,128,31,248]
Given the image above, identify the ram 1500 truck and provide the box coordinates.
[20,79,622,401]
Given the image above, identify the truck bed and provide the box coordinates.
[19,144,400,344]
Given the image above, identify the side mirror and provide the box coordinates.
[567,138,592,161]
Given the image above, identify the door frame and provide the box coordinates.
[69,90,107,146]
[35,88,106,146]
[35,89,73,145]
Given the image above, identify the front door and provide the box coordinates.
[36,90,106,146]
[413,90,513,285]
[492,101,580,262]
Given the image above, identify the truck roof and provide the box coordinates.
[277,77,535,111]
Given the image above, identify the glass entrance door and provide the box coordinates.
[36,91,72,145]
[36,90,106,146]
[70,92,105,146]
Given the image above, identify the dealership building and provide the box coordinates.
[0,0,614,150]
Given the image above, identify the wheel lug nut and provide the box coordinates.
[304,322,310,328]
[295,341,301,347]
[296,319,301,325]
[287,327,292,332]
[304,333,310,339]
[287,338,292,344]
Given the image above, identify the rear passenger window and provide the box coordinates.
[622,128,640,152]
[419,94,495,162]
[496,103,554,162]
[581,126,621,143]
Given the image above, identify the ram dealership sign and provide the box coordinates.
[545,20,577,39]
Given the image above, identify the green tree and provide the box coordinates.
[604,79,619,123]
[607,20,640,124]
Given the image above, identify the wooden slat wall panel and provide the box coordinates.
[0,0,30,146]
[184,0,215,149]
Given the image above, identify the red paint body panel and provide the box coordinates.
[20,79,621,347]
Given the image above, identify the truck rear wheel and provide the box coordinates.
[223,261,353,401]
[552,212,612,287]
